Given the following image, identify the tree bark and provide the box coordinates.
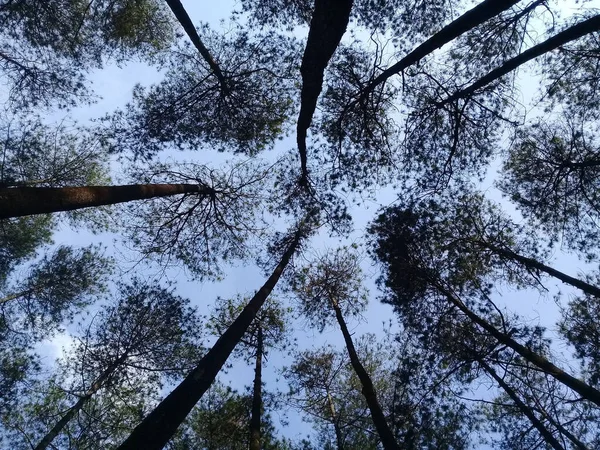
[439,14,600,106]
[0,183,214,219]
[249,326,263,450]
[479,241,600,298]
[478,359,565,450]
[332,299,400,450]
[359,0,521,98]
[34,356,124,450]
[438,283,600,407]
[297,0,354,186]
[116,228,304,450]
[164,0,229,93]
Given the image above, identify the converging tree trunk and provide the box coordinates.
[34,357,125,450]
[297,0,354,185]
[327,389,345,450]
[359,0,522,98]
[0,184,214,219]
[116,228,305,450]
[164,0,229,92]
[478,359,565,450]
[479,241,600,298]
[249,326,263,450]
[438,283,600,407]
[331,298,400,450]
[439,14,600,106]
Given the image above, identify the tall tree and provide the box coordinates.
[0,0,175,108]
[14,279,203,450]
[292,247,400,450]
[207,296,292,450]
[117,219,310,449]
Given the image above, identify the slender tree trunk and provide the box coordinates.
[249,326,263,450]
[438,283,600,407]
[164,0,229,93]
[480,241,600,298]
[360,0,521,98]
[439,14,600,106]
[116,228,304,450]
[34,357,123,450]
[331,299,400,450]
[0,183,214,219]
[478,359,565,450]
[326,390,345,450]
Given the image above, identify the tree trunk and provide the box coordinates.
[360,0,521,98]
[438,283,600,407]
[297,0,353,185]
[478,359,565,450]
[164,0,229,93]
[332,300,400,450]
[249,326,263,450]
[0,183,214,219]
[535,404,589,450]
[0,287,38,304]
[116,228,304,450]
[480,241,600,298]
[440,14,600,106]
[34,356,124,450]
[326,390,345,450]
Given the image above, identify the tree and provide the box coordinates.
[0,245,111,337]
[0,0,175,109]
[284,345,381,450]
[0,183,216,219]
[167,381,293,450]
[499,118,600,255]
[292,247,400,450]
[207,296,292,450]
[117,219,311,450]
[7,279,203,450]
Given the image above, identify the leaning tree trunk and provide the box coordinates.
[437,283,600,407]
[360,0,521,98]
[480,241,600,298]
[331,299,400,450]
[163,0,229,93]
[478,359,565,450]
[116,227,304,450]
[0,184,214,219]
[34,356,125,450]
[249,326,263,450]
[439,14,600,106]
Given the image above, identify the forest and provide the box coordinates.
[1,0,600,448]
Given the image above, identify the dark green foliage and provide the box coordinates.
[4,280,203,449]
[559,283,600,385]
[167,382,293,450]
[499,119,600,256]
[107,26,299,160]
[0,215,53,286]
[0,245,112,339]
[291,247,368,332]
[0,116,109,188]
[0,0,174,108]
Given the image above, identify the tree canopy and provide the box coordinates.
[2,0,600,448]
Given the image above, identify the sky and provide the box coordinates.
[31,0,600,447]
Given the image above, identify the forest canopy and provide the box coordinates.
[2,0,600,449]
